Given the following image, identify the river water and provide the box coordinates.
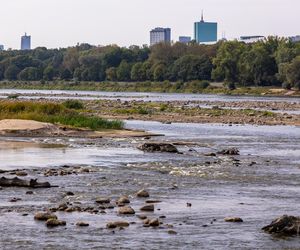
[0,120,300,249]
[0,89,299,103]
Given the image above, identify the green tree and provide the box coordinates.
[43,65,55,81]
[286,56,300,90]
[106,67,117,81]
[212,41,246,83]
[153,63,166,81]
[4,65,20,80]
[116,60,131,81]
[131,62,146,81]
[18,67,42,81]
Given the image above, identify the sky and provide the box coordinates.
[0,0,299,49]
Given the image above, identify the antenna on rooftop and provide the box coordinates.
[201,10,204,22]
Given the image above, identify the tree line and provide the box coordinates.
[0,37,299,89]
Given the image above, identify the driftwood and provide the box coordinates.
[0,177,52,188]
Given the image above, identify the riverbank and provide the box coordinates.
[1,81,300,97]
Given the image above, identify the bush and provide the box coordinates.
[227,82,236,90]
[63,100,84,110]
[199,80,210,89]
[282,82,292,90]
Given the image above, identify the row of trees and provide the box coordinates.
[0,37,299,89]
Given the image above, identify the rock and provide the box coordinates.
[107,221,130,229]
[224,217,243,223]
[218,148,240,155]
[76,221,89,227]
[118,206,135,215]
[26,191,34,195]
[149,218,160,227]
[58,203,68,211]
[186,203,192,207]
[262,215,300,235]
[168,230,178,235]
[137,189,150,198]
[15,171,28,177]
[10,197,21,202]
[95,197,111,204]
[46,218,66,227]
[204,152,217,157]
[137,142,178,153]
[146,200,161,204]
[117,196,130,204]
[140,204,154,212]
[137,215,147,220]
[0,177,51,188]
[34,212,57,221]
[65,191,74,196]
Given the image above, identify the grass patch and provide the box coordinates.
[0,101,123,130]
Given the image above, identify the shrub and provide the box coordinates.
[63,100,84,110]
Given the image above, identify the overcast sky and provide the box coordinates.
[0,0,299,49]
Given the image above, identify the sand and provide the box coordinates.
[0,119,57,131]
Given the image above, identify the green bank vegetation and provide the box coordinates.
[0,37,299,91]
[0,101,123,130]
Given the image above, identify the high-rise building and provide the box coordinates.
[290,35,300,43]
[21,33,31,50]
[150,27,171,46]
[179,36,191,44]
[0,45,4,51]
[240,36,265,43]
[194,12,217,43]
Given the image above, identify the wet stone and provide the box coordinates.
[76,222,89,227]
[95,197,111,204]
[46,219,66,227]
[140,204,154,212]
[118,206,135,215]
[34,212,57,221]
[137,189,150,198]
[224,217,243,223]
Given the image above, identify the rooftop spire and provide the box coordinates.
[201,10,204,22]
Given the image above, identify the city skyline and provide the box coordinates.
[0,0,299,49]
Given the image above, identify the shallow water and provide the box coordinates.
[0,121,300,249]
[0,88,299,103]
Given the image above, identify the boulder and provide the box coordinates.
[224,217,243,223]
[149,218,160,227]
[95,197,111,204]
[218,148,240,155]
[107,221,130,229]
[117,196,130,204]
[137,189,150,198]
[34,212,57,221]
[262,215,300,236]
[140,204,154,212]
[76,222,89,227]
[118,206,135,215]
[46,218,66,227]
[137,142,178,153]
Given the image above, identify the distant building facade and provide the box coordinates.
[0,45,4,51]
[21,33,31,50]
[194,13,217,43]
[150,27,171,46]
[239,36,265,43]
[179,36,191,44]
[290,35,300,43]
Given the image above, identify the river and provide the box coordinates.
[0,120,300,249]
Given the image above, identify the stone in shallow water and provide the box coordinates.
[136,189,150,198]
[262,215,300,236]
[34,212,57,221]
[224,217,243,223]
[46,218,66,227]
[140,204,154,212]
[118,206,135,215]
[137,142,178,153]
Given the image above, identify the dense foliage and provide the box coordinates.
[0,37,299,89]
